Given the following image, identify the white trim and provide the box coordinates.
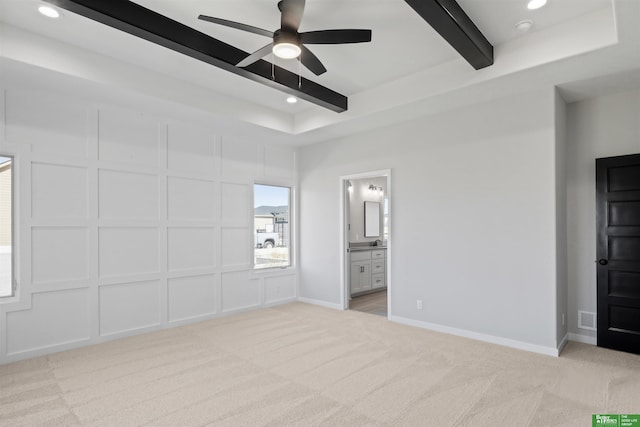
[99,322,161,338]
[390,315,560,357]
[0,152,15,300]
[339,169,392,315]
[5,336,91,358]
[557,333,569,354]
[568,332,597,345]
[298,297,344,310]
[251,181,294,273]
[264,296,297,307]
[340,178,349,311]
[168,311,217,326]
[221,303,260,314]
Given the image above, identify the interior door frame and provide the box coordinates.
[339,169,392,317]
[596,153,640,354]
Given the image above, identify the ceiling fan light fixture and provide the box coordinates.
[273,42,301,59]
[272,29,301,59]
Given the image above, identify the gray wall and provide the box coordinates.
[566,88,640,341]
[299,89,561,352]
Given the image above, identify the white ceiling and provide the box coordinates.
[1,0,639,142]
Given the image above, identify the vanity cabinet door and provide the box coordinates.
[350,261,371,294]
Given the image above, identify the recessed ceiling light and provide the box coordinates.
[286,96,298,104]
[527,0,547,10]
[38,5,60,18]
[515,20,533,33]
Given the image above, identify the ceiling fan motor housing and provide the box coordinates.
[273,29,301,47]
[272,29,302,58]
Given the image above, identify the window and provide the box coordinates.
[0,156,14,297]
[254,184,290,269]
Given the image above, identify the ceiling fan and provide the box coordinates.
[198,0,372,76]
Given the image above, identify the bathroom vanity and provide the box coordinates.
[350,247,386,296]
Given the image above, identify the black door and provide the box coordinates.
[596,154,640,354]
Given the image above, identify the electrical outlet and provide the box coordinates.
[416,300,423,310]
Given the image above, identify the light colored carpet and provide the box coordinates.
[1,302,639,426]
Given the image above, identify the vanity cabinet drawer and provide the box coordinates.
[371,273,385,289]
[372,260,385,274]
[372,250,386,259]
[350,251,372,262]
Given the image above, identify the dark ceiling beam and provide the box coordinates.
[44,0,347,112]
[404,0,493,70]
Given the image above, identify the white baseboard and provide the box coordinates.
[264,297,297,308]
[389,315,560,357]
[298,297,344,310]
[568,332,596,345]
[557,333,569,354]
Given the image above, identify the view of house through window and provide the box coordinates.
[254,184,290,269]
[0,156,13,297]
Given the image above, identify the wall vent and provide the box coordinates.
[578,311,597,331]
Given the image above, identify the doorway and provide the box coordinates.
[596,154,640,355]
[340,170,391,318]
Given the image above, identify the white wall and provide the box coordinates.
[566,89,640,342]
[299,89,561,352]
[0,67,298,364]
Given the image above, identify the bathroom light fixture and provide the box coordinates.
[286,96,298,104]
[38,5,60,18]
[368,185,383,197]
[527,0,547,10]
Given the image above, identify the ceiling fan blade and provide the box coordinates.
[300,45,327,76]
[236,43,274,68]
[278,0,305,32]
[301,29,372,44]
[198,15,273,38]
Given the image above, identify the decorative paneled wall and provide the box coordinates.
[0,87,297,364]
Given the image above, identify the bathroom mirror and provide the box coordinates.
[364,201,380,237]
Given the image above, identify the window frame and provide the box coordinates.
[252,182,293,272]
[0,154,15,299]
